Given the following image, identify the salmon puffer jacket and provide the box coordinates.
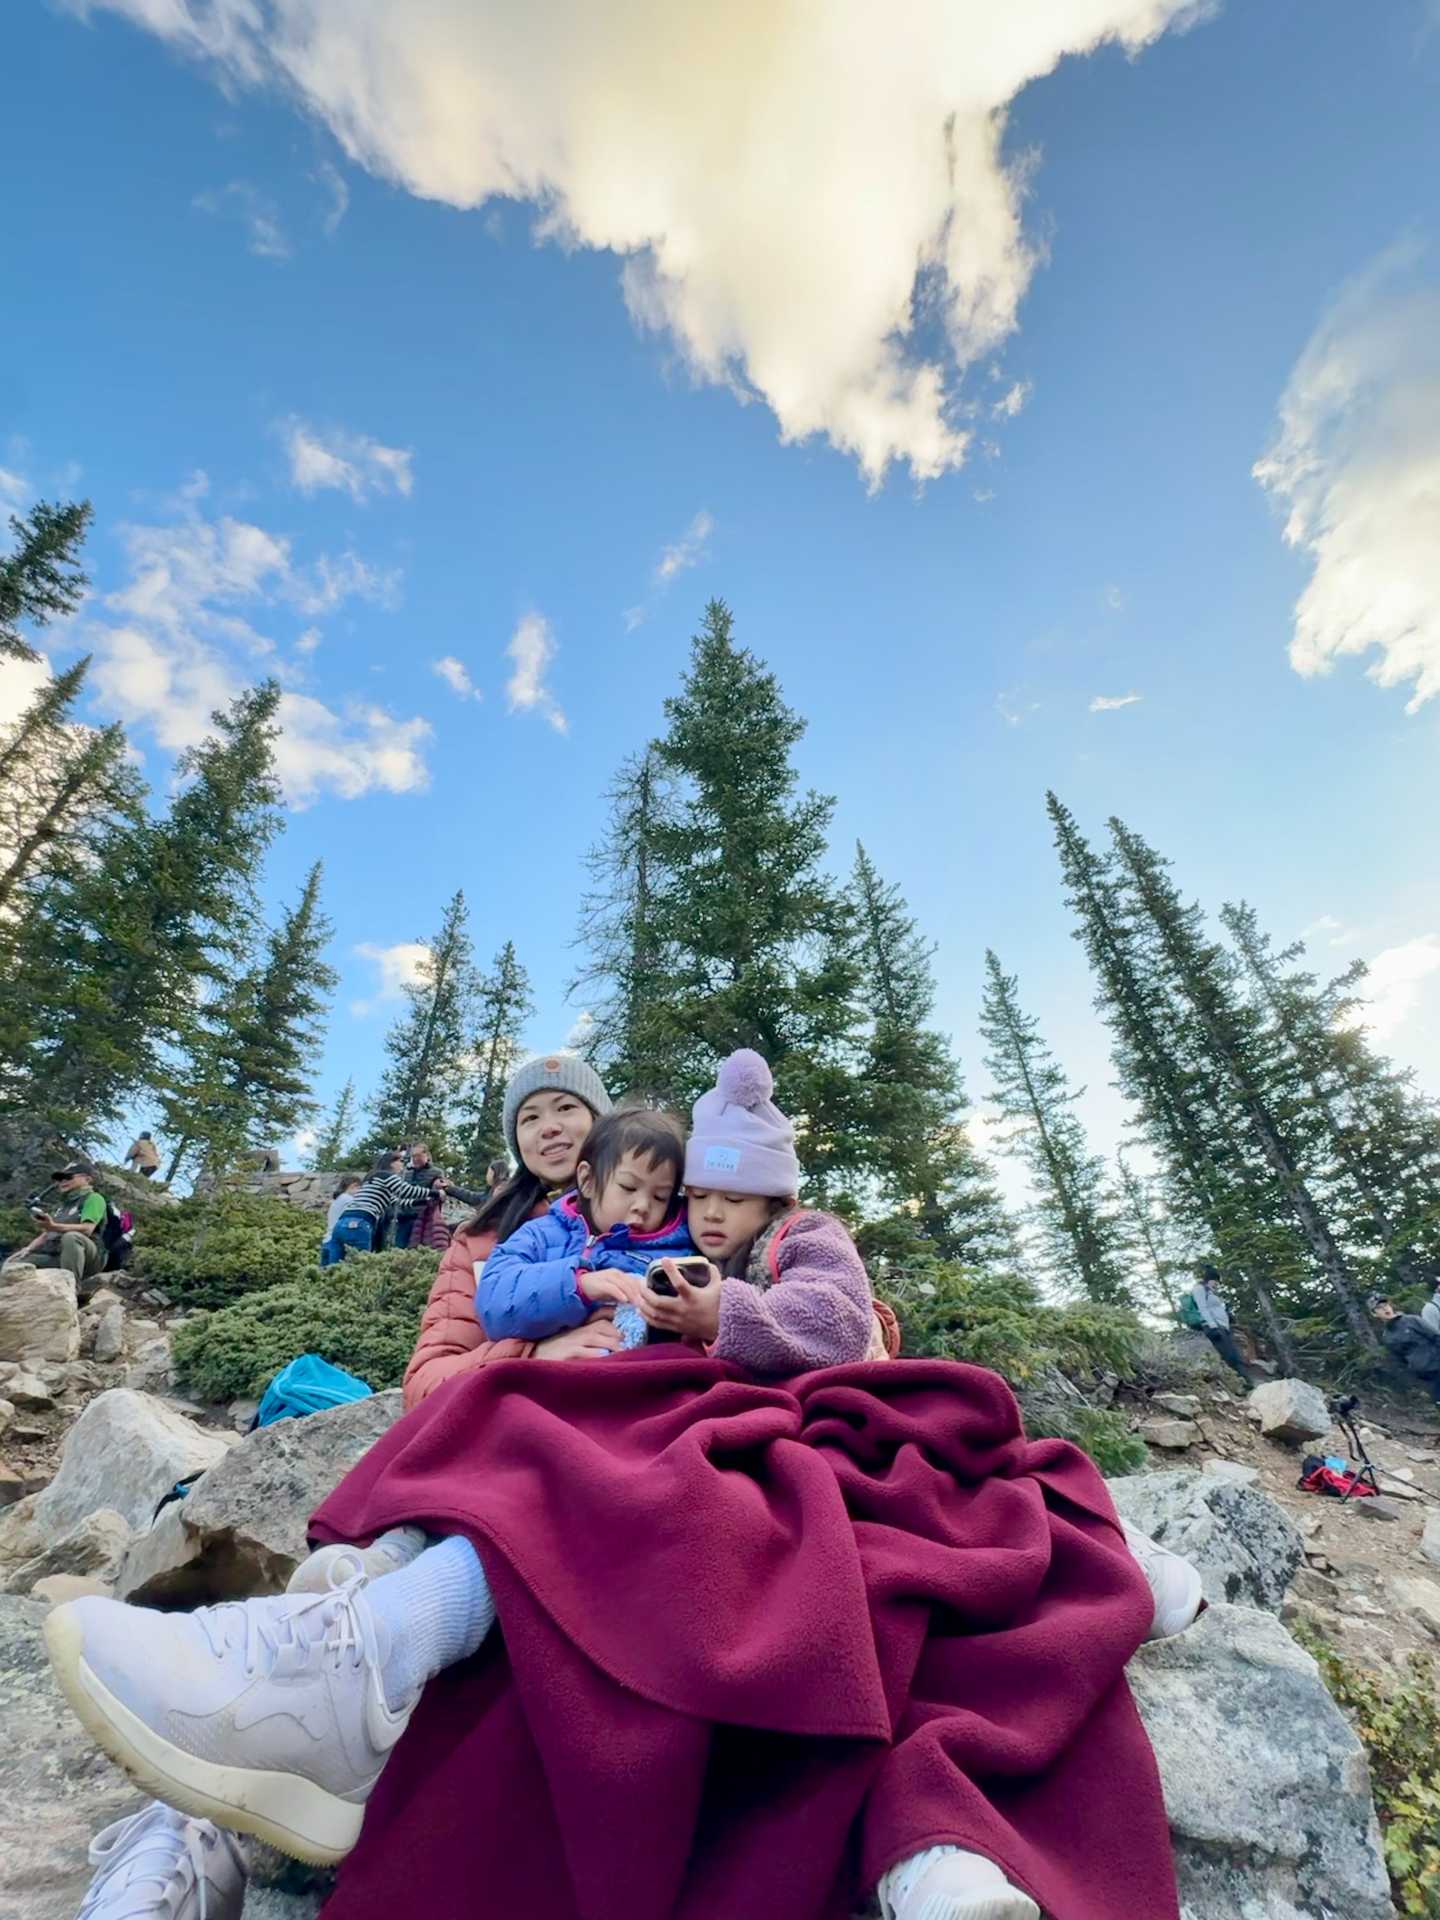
[403,1207,902,1410]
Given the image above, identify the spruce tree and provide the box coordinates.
[0,499,92,662]
[162,863,337,1180]
[1106,818,1378,1354]
[850,844,1015,1267]
[641,600,865,1199]
[979,950,1133,1305]
[460,940,535,1177]
[362,891,478,1158]
[572,748,681,1096]
[309,1079,359,1171]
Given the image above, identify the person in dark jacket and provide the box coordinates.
[1371,1295,1440,1403]
[332,1152,449,1258]
[392,1143,486,1250]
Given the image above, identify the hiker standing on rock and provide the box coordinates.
[1181,1264,1255,1386]
[1370,1294,1440,1405]
[123,1131,161,1178]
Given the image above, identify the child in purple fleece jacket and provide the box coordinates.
[639,1048,875,1374]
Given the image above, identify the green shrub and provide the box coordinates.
[172,1247,440,1402]
[0,1202,39,1257]
[1292,1625,1440,1917]
[132,1193,325,1307]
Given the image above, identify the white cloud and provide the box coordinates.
[625,507,714,629]
[994,688,1040,728]
[352,939,431,1016]
[1255,241,1440,712]
[0,649,55,721]
[1089,691,1142,711]
[992,379,1032,420]
[281,417,414,501]
[1102,583,1126,612]
[1351,935,1440,1044]
[69,0,1210,486]
[432,654,483,700]
[314,157,350,234]
[565,1009,595,1050]
[0,466,29,513]
[505,611,567,733]
[192,179,291,259]
[79,497,428,804]
[295,625,322,654]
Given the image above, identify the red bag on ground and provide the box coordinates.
[310,1352,1180,1920]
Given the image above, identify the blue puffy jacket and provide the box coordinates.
[476,1192,696,1341]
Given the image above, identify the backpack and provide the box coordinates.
[1177,1289,1207,1330]
[99,1197,134,1272]
[1298,1455,1376,1500]
[255,1353,374,1429]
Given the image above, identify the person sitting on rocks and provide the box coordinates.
[2,1160,107,1288]
[1371,1293,1440,1405]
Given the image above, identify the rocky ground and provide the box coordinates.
[1,1261,1435,1920]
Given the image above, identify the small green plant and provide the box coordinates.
[172,1247,439,1402]
[132,1193,325,1307]
[1292,1623,1440,1917]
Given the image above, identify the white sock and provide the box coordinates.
[365,1534,496,1710]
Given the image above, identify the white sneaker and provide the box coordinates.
[287,1524,427,1596]
[78,1799,247,1919]
[1121,1518,1205,1641]
[877,1845,1040,1920]
[45,1578,416,1867]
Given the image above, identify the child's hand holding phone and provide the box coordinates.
[640,1257,722,1342]
[579,1267,648,1307]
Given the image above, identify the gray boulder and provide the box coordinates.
[1200,1458,1259,1488]
[1139,1417,1200,1450]
[119,1391,403,1605]
[0,1268,79,1365]
[0,1595,144,1919]
[34,1389,232,1541]
[1132,1603,1394,1920]
[1108,1469,1303,1614]
[92,1301,127,1365]
[1247,1377,1331,1444]
[123,1335,175,1395]
[3,1507,133,1597]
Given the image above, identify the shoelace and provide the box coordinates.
[196,1573,378,1680]
[80,1805,220,1920]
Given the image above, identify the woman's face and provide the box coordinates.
[515,1090,595,1186]
[686,1188,777,1263]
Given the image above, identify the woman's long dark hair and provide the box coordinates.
[465,1165,555,1245]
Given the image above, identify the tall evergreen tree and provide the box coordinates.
[1106,817,1378,1353]
[1114,1151,1189,1314]
[850,844,1015,1267]
[0,499,92,662]
[0,673,133,918]
[161,862,337,1180]
[362,890,478,1158]
[460,940,535,1177]
[572,748,680,1096]
[1048,793,1305,1370]
[309,1078,359,1171]
[1222,901,1440,1290]
[979,950,1133,1305]
[639,600,866,1199]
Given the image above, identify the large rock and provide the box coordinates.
[1390,1574,1440,1639]
[92,1301,126,1365]
[1247,1377,1331,1444]
[1421,1511,1440,1568]
[124,1334,175,1395]
[1108,1469,1303,1614]
[3,1508,132,1597]
[1139,1417,1200,1450]
[0,1595,144,1919]
[1132,1603,1394,1920]
[34,1389,231,1541]
[119,1391,403,1605]
[0,1267,79,1364]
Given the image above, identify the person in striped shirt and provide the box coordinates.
[330,1151,452,1258]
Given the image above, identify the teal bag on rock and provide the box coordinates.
[255,1353,374,1428]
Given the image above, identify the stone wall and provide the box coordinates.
[192,1171,343,1213]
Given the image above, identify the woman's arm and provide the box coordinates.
[476,1219,590,1341]
[712,1212,874,1375]
[403,1230,538,1408]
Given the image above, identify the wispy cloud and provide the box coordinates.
[352,939,431,1017]
[295,625,322,655]
[1255,239,1440,712]
[1089,691,1142,712]
[995,689,1040,728]
[991,380,1032,420]
[281,417,414,502]
[625,508,714,629]
[314,158,350,235]
[0,465,29,513]
[1102,584,1126,612]
[432,654,483,701]
[1349,935,1440,1042]
[76,0,1208,486]
[505,611,567,733]
[193,180,291,259]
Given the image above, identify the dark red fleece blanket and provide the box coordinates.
[310,1353,1178,1920]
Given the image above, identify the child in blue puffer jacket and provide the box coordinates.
[476,1107,694,1346]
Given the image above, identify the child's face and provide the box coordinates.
[585,1149,678,1236]
[687,1188,777,1263]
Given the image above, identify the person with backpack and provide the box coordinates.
[2,1160,109,1287]
[1371,1294,1440,1404]
[1179,1264,1255,1386]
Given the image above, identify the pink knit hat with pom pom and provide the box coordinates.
[685,1048,799,1197]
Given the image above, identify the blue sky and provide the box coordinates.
[3,0,1439,1184]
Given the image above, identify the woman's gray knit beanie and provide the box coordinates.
[502,1051,613,1158]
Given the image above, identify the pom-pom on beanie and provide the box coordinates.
[685,1048,800,1198]
[502,1052,612,1158]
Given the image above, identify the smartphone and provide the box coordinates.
[645,1256,714,1297]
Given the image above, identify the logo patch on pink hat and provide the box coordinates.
[704,1144,741,1174]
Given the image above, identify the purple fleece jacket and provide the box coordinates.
[712,1208,873,1375]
